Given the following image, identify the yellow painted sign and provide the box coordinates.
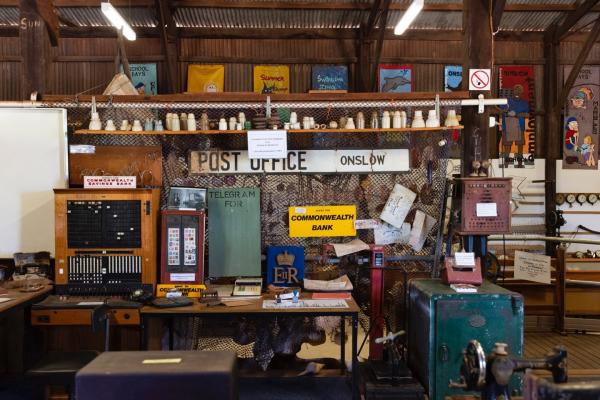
[253,65,290,94]
[289,205,356,237]
[156,284,206,298]
[187,64,224,93]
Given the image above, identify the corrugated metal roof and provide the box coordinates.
[0,7,18,26]
[500,11,564,31]
[174,7,364,29]
[0,3,594,33]
[57,7,157,28]
[386,10,461,30]
[506,0,575,4]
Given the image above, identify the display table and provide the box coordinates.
[140,294,361,399]
[0,285,53,374]
[0,285,53,316]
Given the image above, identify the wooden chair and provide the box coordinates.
[26,305,111,399]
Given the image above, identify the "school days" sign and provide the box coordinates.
[189,149,409,174]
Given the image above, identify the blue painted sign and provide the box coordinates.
[444,65,463,92]
[128,63,158,95]
[266,246,305,286]
[378,65,413,93]
[311,65,349,90]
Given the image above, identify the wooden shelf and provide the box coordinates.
[74,126,463,135]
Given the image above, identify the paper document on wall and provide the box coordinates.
[331,239,370,257]
[379,184,416,228]
[514,251,551,284]
[374,222,411,245]
[408,210,436,251]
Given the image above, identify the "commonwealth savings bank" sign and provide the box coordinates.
[189,149,409,174]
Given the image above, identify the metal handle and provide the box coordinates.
[440,343,449,362]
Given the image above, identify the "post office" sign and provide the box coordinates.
[189,149,409,174]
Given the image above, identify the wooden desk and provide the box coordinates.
[140,295,361,400]
[0,285,53,316]
[0,285,53,374]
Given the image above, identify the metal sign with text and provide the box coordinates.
[289,205,356,237]
[189,149,409,174]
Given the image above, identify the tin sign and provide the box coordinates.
[83,176,136,188]
[189,149,409,174]
[289,205,356,237]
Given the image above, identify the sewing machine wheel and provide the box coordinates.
[462,340,487,390]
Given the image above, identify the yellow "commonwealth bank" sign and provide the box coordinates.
[289,205,356,237]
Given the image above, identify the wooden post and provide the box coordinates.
[117,30,132,81]
[19,0,48,99]
[461,0,493,177]
[544,18,600,255]
[544,28,559,254]
[555,246,566,334]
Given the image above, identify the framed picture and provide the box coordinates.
[168,187,207,210]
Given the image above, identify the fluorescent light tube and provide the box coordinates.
[394,0,424,35]
[101,2,136,41]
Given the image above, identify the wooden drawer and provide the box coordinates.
[31,308,140,326]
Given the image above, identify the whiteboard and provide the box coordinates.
[0,108,68,257]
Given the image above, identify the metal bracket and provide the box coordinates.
[478,94,485,114]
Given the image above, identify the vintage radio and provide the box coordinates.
[458,177,512,235]
[160,210,205,284]
[54,189,160,295]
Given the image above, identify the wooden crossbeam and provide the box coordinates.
[557,16,600,108]
[156,0,179,93]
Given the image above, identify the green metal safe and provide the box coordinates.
[407,279,524,400]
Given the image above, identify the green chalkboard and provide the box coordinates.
[207,187,261,277]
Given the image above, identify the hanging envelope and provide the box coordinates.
[408,210,436,251]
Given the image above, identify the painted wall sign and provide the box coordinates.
[378,65,412,93]
[187,64,225,92]
[189,149,409,174]
[266,245,305,286]
[499,66,536,168]
[311,65,349,90]
[444,65,463,92]
[127,63,157,95]
[253,65,290,94]
[563,65,599,170]
[289,205,356,237]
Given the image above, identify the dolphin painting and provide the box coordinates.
[381,75,412,92]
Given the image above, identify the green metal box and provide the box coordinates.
[407,279,524,400]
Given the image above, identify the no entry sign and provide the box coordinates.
[469,68,491,91]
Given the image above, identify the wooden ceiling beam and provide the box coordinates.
[557,16,600,107]
[1,26,598,43]
[554,0,600,41]
[35,0,60,46]
[492,0,506,33]
[156,0,179,93]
